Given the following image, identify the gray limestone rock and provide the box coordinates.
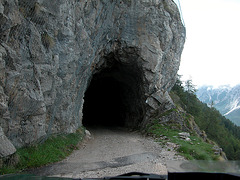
[0,126,16,157]
[0,0,185,152]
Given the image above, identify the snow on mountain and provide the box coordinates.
[197,84,240,126]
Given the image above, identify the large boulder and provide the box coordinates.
[0,126,16,157]
[0,0,185,148]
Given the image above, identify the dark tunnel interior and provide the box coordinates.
[82,59,145,128]
[82,76,126,127]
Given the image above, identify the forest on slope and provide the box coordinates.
[171,77,240,160]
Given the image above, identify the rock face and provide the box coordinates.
[0,126,16,157]
[0,0,185,152]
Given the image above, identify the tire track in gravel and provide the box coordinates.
[31,127,184,178]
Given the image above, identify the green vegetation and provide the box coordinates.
[147,122,219,160]
[0,127,85,175]
[171,76,240,160]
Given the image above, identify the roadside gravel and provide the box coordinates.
[32,127,185,178]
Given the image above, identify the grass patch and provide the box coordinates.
[147,123,219,160]
[159,108,177,118]
[0,127,85,175]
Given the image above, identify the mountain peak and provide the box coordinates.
[197,84,240,126]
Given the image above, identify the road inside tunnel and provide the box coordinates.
[82,76,126,128]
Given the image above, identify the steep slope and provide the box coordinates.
[172,82,240,160]
[197,85,240,126]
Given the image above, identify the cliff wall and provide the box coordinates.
[0,0,185,155]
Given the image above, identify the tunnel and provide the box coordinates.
[82,56,145,128]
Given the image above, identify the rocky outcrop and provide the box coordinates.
[156,106,208,141]
[0,0,185,153]
[0,126,16,157]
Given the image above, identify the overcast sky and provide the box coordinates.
[176,0,240,87]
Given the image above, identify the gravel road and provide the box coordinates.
[31,127,184,178]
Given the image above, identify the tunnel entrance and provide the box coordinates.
[82,56,145,128]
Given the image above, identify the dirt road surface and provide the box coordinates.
[31,127,184,178]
